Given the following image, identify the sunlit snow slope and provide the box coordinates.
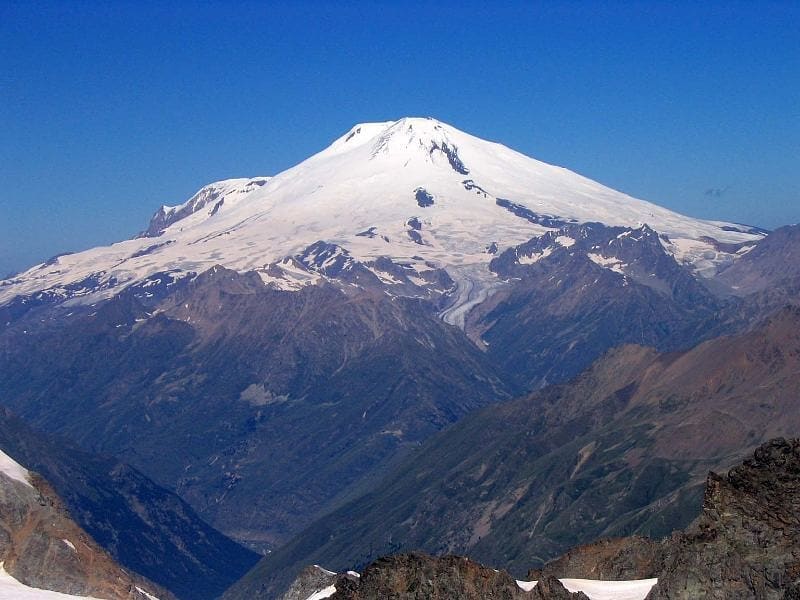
[0,117,762,306]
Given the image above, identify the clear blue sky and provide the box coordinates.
[1,0,798,276]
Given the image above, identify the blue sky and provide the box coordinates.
[1,0,798,276]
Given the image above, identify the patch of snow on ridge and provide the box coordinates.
[587,253,626,274]
[516,579,537,591]
[515,578,657,600]
[0,450,32,488]
[313,565,337,577]
[561,578,658,600]
[518,246,554,264]
[555,235,576,247]
[135,586,161,600]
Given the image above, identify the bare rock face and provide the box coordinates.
[785,584,800,600]
[530,536,664,581]
[329,553,531,599]
[647,438,800,599]
[0,465,169,599]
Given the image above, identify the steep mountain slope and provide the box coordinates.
[0,408,259,600]
[233,305,800,598]
[0,268,510,547]
[0,448,167,600]
[0,117,760,311]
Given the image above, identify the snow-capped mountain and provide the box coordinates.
[0,117,763,312]
[2,117,795,588]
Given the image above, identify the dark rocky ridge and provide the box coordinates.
[532,438,800,598]
[476,222,731,390]
[272,555,593,600]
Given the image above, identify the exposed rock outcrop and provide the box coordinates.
[646,437,800,599]
[329,553,531,599]
[530,536,664,581]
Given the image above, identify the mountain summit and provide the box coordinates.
[0,117,762,311]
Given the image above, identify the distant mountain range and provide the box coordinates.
[0,117,763,308]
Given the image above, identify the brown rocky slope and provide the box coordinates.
[0,451,169,599]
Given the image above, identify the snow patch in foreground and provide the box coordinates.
[0,563,103,599]
[0,450,32,488]
[516,578,658,600]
